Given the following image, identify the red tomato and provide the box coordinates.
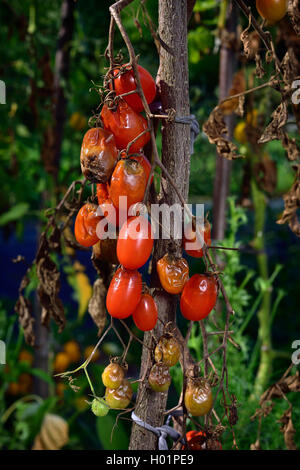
[106,267,142,319]
[180,274,218,321]
[121,153,153,186]
[132,293,158,331]
[74,203,102,247]
[117,216,154,269]
[156,254,189,294]
[109,159,147,210]
[256,0,287,23]
[111,64,156,113]
[96,182,124,227]
[183,430,207,450]
[183,220,211,258]
[101,101,150,153]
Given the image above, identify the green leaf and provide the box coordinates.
[96,412,129,450]
[194,0,218,11]
[0,203,29,226]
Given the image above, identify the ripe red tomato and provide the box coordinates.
[80,127,118,182]
[117,216,153,269]
[183,430,207,450]
[256,0,287,23]
[74,203,102,247]
[106,267,142,319]
[109,159,147,210]
[101,101,150,153]
[180,274,218,321]
[96,182,122,227]
[121,153,153,186]
[111,64,156,113]
[184,220,211,258]
[132,293,158,331]
[156,254,189,294]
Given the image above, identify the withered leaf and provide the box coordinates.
[219,70,246,116]
[259,101,288,144]
[15,295,35,347]
[255,52,265,79]
[279,408,297,450]
[281,132,300,162]
[288,0,300,36]
[88,278,107,336]
[277,164,300,237]
[203,107,243,160]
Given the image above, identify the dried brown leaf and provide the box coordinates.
[288,0,300,35]
[259,102,288,144]
[279,408,297,450]
[15,295,35,347]
[277,164,300,237]
[88,278,107,336]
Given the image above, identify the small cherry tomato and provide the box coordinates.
[183,220,211,258]
[180,274,218,321]
[154,335,180,367]
[117,216,153,269]
[91,398,109,417]
[80,127,118,182]
[63,340,81,363]
[102,363,125,389]
[132,293,158,331]
[101,101,150,153]
[111,64,156,113]
[182,430,207,450]
[121,153,153,186]
[109,159,147,210]
[256,0,287,23]
[105,379,133,409]
[156,254,189,294]
[184,378,213,417]
[148,363,171,392]
[74,203,102,247]
[106,266,142,319]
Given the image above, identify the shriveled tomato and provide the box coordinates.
[106,266,142,319]
[109,159,147,210]
[256,0,287,23]
[184,220,211,258]
[117,216,153,269]
[80,128,118,183]
[182,430,207,450]
[184,378,213,417]
[156,254,189,294]
[74,203,102,247]
[111,64,156,113]
[180,274,218,321]
[132,293,158,331]
[101,101,150,153]
[121,153,153,186]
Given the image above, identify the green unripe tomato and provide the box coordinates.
[148,363,171,392]
[102,362,125,389]
[91,397,110,417]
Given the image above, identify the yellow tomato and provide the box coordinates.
[53,352,71,373]
[63,340,81,363]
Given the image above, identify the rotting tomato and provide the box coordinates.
[93,238,118,265]
[184,378,213,417]
[105,379,133,409]
[156,254,189,295]
[111,64,156,113]
[102,363,125,389]
[109,158,147,210]
[148,363,171,392]
[106,266,142,319]
[101,101,150,153]
[117,216,154,270]
[154,335,180,367]
[74,203,102,248]
[132,293,158,331]
[180,274,218,321]
[183,219,211,258]
[182,430,207,450]
[256,0,287,23]
[80,127,118,183]
[121,153,153,186]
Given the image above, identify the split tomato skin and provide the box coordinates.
[117,216,154,270]
[256,0,287,22]
[183,220,211,258]
[80,128,118,183]
[74,203,102,247]
[106,267,142,319]
[156,254,189,294]
[132,293,158,331]
[109,159,147,210]
[101,101,150,153]
[111,64,156,113]
[180,274,218,321]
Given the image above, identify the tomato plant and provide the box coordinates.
[109,159,147,210]
[101,101,150,153]
[111,64,156,113]
[180,274,218,321]
[132,293,158,331]
[74,203,102,247]
[117,216,154,269]
[106,266,142,319]
[80,127,118,182]
[256,0,287,22]
[156,254,189,294]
